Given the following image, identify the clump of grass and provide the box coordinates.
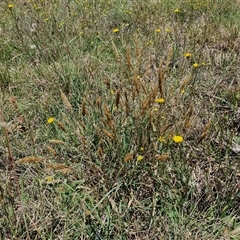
[0,0,240,239]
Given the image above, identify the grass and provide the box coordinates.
[0,0,240,239]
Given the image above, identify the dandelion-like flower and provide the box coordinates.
[155,28,161,33]
[193,63,200,68]
[155,98,165,103]
[174,8,180,13]
[45,176,54,182]
[47,117,55,124]
[8,4,14,9]
[137,155,144,161]
[113,28,119,33]
[59,21,65,27]
[184,53,192,58]
[172,135,183,143]
[158,136,166,143]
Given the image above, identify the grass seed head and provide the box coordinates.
[124,152,134,162]
[102,129,116,140]
[49,139,65,144]
[16,156,43,164]
[155,154,170,161]
[56,168,72,174]
[126,46,132,70]
[8,96,18,109]
[60,89,73,112]
[198,120,211,143]
[96,97,102,109]
[46,163,70,170]
[82,100,89,116]
[55,120,66,132]
[133,75,140,94]
[180,76,191,92]
[111,40,120,64]
[97,146,104,158]
[46,145,57,155]
[115,89,121,108]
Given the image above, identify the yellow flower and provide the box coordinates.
[140,147,144,151]
[45,176,54,182]
[155,28,161,33]
[113,28,119,33]
[47,117,55,124]
[158,136,166,143]
[184,53,192,58]
[137,155,144,161]
[59,21,65,27]
[174,8,180,13]
[155,98,165,103]
[193,63,200,68]
[166,28,171,33]
[8,4,14,9]
[172,135,183,143]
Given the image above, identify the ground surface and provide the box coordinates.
[0,0,240,239]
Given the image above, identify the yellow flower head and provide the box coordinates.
[174,8,180,13]
[166,28,171,33]
[158,136,166,143]
[45,176,54,182]
[47,117,55,124]
[113,28,119,33]
[172,135,183,143]
[155,28,161,33]
[155,98,165,103]
[8,4,14,9]
[137,155,144,161]
[184,53,192,58]
[193,63,200,68]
